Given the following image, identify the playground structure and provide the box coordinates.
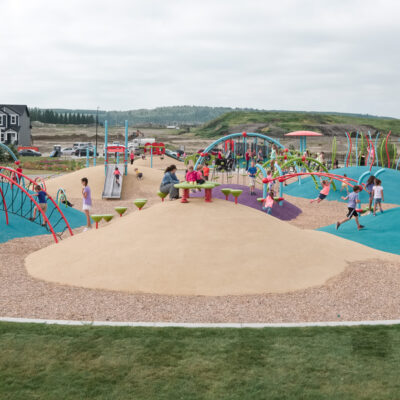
[143,142,165,168]
[341,130,398,170]
[102,120,129,199]
[0,166,74,243]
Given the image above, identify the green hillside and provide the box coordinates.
[195,111,400,138]
[38,106,258,126]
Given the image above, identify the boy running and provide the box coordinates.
[336,185,365,231]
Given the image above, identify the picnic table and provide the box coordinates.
[174,182,220,203]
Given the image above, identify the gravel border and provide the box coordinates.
[1,196,400,323]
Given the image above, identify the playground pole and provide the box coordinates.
[86,147,89,168]
[150,146,153,168]
[374,132,380,167]
[124,120,128,175]
[104,120,108,175]
[93,146,97,166]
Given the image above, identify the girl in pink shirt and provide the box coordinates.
[310,180,331,203]
[264,190,274,215]
[186,166,197,183]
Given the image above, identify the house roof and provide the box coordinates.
[284,130,323,137]
[0,105,29,117]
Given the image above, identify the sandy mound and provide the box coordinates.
[45,164,169,201]
[25,199,397,296]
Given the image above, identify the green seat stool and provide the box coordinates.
[134,199,147,210]
[157,191,168,202]
[221,188,231,200]
[102,214,114,222]
[115,207,128,217]
[230,189,243,204]
[91,215,103,229]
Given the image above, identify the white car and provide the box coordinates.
[61,147,76,156]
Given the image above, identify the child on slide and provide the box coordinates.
[372,178,384,216]
[30,185,47,226]
[336,185,365,231]
[114,166,121,186]
[310,179,331,203]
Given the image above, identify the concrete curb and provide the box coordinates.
[1,317,400,328]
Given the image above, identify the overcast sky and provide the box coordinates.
[1,0,399,116]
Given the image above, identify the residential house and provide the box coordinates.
[0,105,31,146]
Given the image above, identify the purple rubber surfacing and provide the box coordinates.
[190,184,302,221]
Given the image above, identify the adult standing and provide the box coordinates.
[245,149,251,170]
[81,177,92,231]
[160,165,180,200]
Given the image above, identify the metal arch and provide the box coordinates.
[357,168,385,185]
[0,143,18,162]
[194,132,286,169]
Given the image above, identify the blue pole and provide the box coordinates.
[116,151,119,164]
[93,146,97,166]
[124,120,128,175]
[86,147,89,168]
[374,132,380,167]
[150,146,153,168]
[355,131,359,166]
[104,120,108,175]
[366,131,372,166]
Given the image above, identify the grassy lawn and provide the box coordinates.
[1,322,400,399]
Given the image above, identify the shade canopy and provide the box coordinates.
[285,131,323,137]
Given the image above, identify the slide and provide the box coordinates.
[102,164,124,199]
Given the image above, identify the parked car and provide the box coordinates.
[18,149,41,157]
[61,147,76,156]
[75,147,98,157]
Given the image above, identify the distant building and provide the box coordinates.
[0,105,31,146]
[166,125,180,129]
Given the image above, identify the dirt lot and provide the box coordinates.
[32,122,360,158]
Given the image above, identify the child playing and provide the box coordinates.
[30,185,47,226]
[264,190,274,215]
[372,178,384,216]
[81,177,92,231]
[340,174,350,194]
[336,185,365,231]
[114,166,121,186]
[365,175,375,211]
[129,151,135,165]
[310,179,331,203]
[186,166,197,192]
[195,165,206,185]
[60,191,73,207]
[185,166,197,183]
[247,161,257,195]
[134,168,143,180]
[202,163,210,181]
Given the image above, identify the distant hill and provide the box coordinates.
[44,106,259,126]
[195,110,400,138]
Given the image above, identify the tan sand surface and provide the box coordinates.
[44,164,171,201]
[25,199,398,296]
